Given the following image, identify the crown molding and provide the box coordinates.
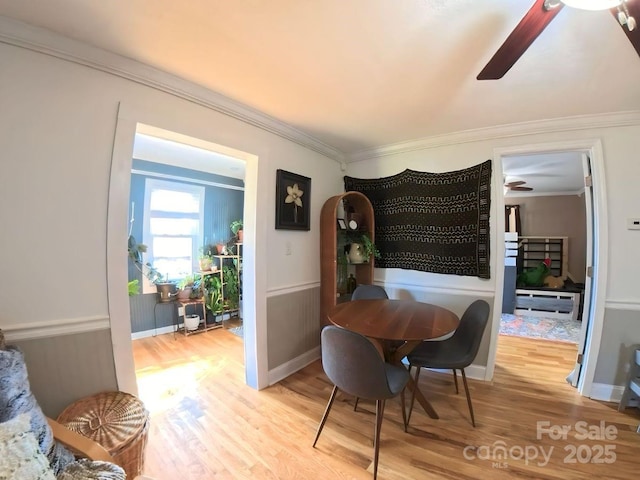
[348,111,640,162]
[0,15,344,163]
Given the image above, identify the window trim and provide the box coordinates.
[142,178,205,292]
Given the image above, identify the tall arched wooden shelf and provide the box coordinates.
[320,191,375,326]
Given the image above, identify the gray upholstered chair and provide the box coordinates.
[313,325,409,480]
[351,284,389,300]
[406,299,490,427]
[350,284,390,411]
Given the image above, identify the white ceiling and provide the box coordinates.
[503,151,585,197]
[133,133,246,180]
[1,0,639,156]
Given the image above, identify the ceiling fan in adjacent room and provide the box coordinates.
[478,0,640,80]
[504,180,534,192]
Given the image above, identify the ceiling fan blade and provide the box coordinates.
[477,0,564,80]
[510,186,534,191]
[505,180,527,187]
[611,2,640,57]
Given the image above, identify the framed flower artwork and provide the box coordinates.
[275,169,311,230]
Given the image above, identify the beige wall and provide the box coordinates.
[508,195,587,283]
[346,123,640,389]
[0,27,343,400]
[1,18,639,398]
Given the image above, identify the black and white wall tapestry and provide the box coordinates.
[344,160,491,278]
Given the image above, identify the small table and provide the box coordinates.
[328,299,459,419]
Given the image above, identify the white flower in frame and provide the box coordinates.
[285,183,304,222]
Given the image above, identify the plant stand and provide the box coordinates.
[213,242,242,329]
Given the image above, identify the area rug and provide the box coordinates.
[500,314,581,344]
[228,326,243,338]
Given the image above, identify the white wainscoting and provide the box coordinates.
[1,316,111,341]
[268,346,321,386]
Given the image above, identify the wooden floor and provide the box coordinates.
[133,331,639,479]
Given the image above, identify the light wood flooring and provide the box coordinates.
[133,331,639,479]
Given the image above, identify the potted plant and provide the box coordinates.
[198,246,214,271]
[230,219,244,243]
[347,233,381,264]
[128,234,177,300]
[204,275,223,323]
[223,265,240,310]
[184,314,201,331]
[128,235,163,284]
[177,274,196,300]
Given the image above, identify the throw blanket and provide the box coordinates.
[344,160,492,278]
[0,345,75,474]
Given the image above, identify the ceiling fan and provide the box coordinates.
[504,180,534,191]
[478,0,640,80]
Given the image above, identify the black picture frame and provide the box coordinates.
[337,218,347,230]
[275,169,311,230]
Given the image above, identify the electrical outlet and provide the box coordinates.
[178,306,185,316]
[285,241,292,256]
[628,218,640,230]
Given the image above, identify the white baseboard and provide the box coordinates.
[419,364,487,382]
[380,281,494,298]
[268,346,321,386]
[590,382,638,406]
[131,325,176,340]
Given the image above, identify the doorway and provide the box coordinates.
[108,105,266,396]
[487,139,609,397]
[500,151,586,345]
[497,151,588,383]
[127,128,246,340]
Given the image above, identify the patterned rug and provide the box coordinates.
[228,326,243,338]
[500,314,581,344]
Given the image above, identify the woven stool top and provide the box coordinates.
[57,391,149,453]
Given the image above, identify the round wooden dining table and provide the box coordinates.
[327,298,460,419]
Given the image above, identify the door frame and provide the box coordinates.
[487,138,608,396]
[107,102,268,395]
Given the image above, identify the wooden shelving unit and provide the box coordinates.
[176,270,220,336]
[518,236,568,278]
[320,192,374,327]
[212,242,242,324]
[175,244,242,336]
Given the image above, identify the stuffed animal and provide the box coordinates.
[516,258,551,287]
[543,275,565,289]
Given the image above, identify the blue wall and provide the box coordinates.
[128,159,244,333]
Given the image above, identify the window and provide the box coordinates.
[143,179,205,288]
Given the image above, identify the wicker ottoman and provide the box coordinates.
[57,391,150,479]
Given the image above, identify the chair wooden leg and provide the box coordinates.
[399,389,407,432]
[313,385,339,447]
[460,369,476,427]
[452,368,459,394]
[407,366,421,424]
[373,399,386,480]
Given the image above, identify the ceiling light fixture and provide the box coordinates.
[561,1,622,10]
[546,0,636,31]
